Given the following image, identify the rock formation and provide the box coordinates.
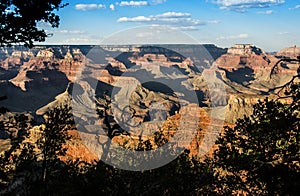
[214,44,299,122]
[277,45,300,58]
[227,44,263,56]
[36,48,54,61]
[215,44,297,91]
[1,44,299,159]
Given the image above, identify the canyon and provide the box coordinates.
[0,44,299,159]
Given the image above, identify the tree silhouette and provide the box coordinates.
[36,104,74,193]
[0,104,75,194]
[0,0,68,47]
[269,56,300,99]
[0,113,34,194]
[210,85,300,194]
[202,57,300,195]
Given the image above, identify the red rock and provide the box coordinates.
[277,45,300,58]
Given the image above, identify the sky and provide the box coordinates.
[40,0,300,52]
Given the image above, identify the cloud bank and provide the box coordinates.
[117,12,215,30]
[119,1,149,7]
[75,4,106,11]
[213,0,284,12]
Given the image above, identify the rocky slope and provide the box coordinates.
[214,44,299,122]
[1,43,297,122]
[1,44,299,159]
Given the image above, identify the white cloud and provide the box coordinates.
[58,30,85,34]
[118,16,152,22]
[207,20,221,24]
[63,35,103,44]
[167,26,199,31]
[75,4,106,11]
[155,12,191,18]
[117,12,209,31]
[217,33,249,40]
[109,4,115,11]
[277,32,289,35]
[119,1,148,7]
[258,10,274,14]
[289,5,300,10]
[63,38,91,43]
[116,12,214,30]
[213,0,285,12]
[151,0,167,5]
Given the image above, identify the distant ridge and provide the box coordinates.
[0,44,227,61]
[277,45,300,58]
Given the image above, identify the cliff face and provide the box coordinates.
[1,44,299,160]
[277,45,300,58]
[58,49,84,81]
[225,94,264,123]
[0,44,226,85]
[0,47,86,89]
[213,44,299,123]
[215,44,273,70]
[215,44,298,92]
[1,44,298,117]
[227,44,263,56]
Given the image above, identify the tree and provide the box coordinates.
[35,104,74,193]
[0,104,74,195]
[210,82,300,195]
[205,57,300,195]
[0,0,68,47]
[0,113,35,194]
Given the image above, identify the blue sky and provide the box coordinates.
[40,0,300,52]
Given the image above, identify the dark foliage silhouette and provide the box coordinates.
[0,104,74,194]
[210,83,299,194]
[0,0,68,47]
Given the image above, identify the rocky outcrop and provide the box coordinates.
[0,68,69,113]
[36,83,72,115]
[112,84,180,130]
[2,44,300,162]
[9,70,31,91]
[213,44,299,123]
[1,44,299,119]
[277,45,300,58]
[225,94,264,123]
[36,48,54,61]
[11,50,34,60]
[214,44,298,93]
[59,56,83,81]
[7,58,53,91]
[63,130,98,163]
[215,44,273,70]
[227,44,263,56]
